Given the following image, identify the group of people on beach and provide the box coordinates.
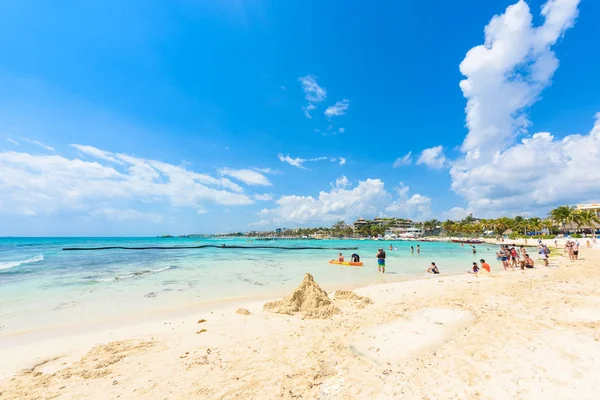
[564,240,580,261]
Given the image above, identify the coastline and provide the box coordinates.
[2,245,599,399]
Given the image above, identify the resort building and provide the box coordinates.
[352,217,414,230]
[577,203,600,217]
[353,218,369,229]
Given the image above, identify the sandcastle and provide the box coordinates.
[263,273,340,319]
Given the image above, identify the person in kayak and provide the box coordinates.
[376,248,386,273]
[351,253,360,262]
[338,253,344,262]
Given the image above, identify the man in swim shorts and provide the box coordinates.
[376,248,386,273]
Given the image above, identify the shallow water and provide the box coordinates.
[0,237,499,334]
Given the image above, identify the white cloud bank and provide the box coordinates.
[449,0,597,216]
[256,179,431,225]
[0,145,254,218]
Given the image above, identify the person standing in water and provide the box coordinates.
[376,248,386,273]
[417,245,420,254]
[410,246,414,253]
[389,244,393,251]
[472,245,476,254]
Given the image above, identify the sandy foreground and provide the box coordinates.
[2,246,600,399]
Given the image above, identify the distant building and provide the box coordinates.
[353,218,369,229]
[577,203,600,217]
[275,228,282,235]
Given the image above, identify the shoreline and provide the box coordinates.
[3,247,599,398]
[0,265,477,378]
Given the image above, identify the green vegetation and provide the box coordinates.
[242,205,599,238]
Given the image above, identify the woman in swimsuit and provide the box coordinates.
[497,247,512,271]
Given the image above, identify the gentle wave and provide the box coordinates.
[95,265,175,282]
[0,255,44,271]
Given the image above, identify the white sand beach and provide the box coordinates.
[2,245,600,399]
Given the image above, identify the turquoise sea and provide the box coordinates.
[0,237,499,335]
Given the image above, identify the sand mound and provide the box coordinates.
[236,308,251,315]
[334,290,373,308]
[264,273,340,319]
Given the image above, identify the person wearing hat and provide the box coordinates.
[376,248,386,273]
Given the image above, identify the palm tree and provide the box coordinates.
[576,211,600,232]
[528,217,542,235]
[549,205,578,233]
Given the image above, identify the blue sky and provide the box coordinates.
[1,0,599,236]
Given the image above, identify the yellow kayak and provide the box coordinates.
[329,260,363,267]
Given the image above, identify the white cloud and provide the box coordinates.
[254,193,273,201]
[248,219,270,227]
[259,178,432,224]
[458,0,579,158]
[253,167,281,174]
[441,207,473,221]
[23,138,56,152]
[449,0,590,216]
[417,146,447,169]
[385,183,432,219]
[299,75,327,103]
[0,146,253,217]
[302,103,316,119]
[90,208,164,223]
[335,175,350,188]
[71,144,124,164]
[261,179,390,224]
[277,153,328,169]
[338,127,345,134]
[331,156,347,166]
[393,151,412,167]
[218,167,271,186]
[6,138,20,146]
[324,99,350,117]
[451,113,600,215]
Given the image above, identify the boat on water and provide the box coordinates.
[451,239,484,244]
[329,260,363,267]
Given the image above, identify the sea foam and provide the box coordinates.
[0,255,44,271]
